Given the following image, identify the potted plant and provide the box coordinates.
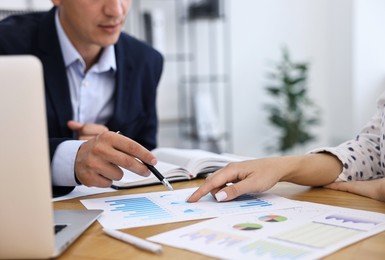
[264,47,320,153]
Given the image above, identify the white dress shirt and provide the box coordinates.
[51,10,117,186]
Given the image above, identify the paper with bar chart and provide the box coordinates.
[148,201,385,260]
[80,187,299,229]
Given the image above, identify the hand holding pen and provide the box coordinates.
[116,131,174,191]
[74,130,160,188]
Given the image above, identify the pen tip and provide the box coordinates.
[163,179,174,191]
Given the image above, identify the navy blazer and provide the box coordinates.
[0,8,164,197]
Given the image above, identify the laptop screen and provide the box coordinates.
[0,55,56,258]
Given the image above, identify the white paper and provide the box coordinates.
[80,188,300,229]
[148,201,385,260]
[52,186,117,202]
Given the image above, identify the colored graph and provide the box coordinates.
[180,228,247,247]
[232,194,273,208]
[240,240,310,258]
[259,215,288,222]
[233,223,263,231]
[218,195,273,212]
[325,214,380,225]
[183,208,204,214]
[271,222,363,248]
[106,197,173,220]
[157,190,277,216]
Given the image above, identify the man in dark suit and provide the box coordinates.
[0,0,163,197]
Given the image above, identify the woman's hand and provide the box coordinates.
[187,153,342,203]
[325,178,385,202]
[186,158,287,202]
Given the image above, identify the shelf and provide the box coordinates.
[180,74,228,84]
[163,53,194,62]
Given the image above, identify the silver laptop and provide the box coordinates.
[0,55,103,259]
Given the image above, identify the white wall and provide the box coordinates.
[227,0,385,157]
[327,0,354,145]
[228,0,336,156]
[353,0,385,131]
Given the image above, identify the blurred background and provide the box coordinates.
[1,0,385,158]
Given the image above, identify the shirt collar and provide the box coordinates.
[54,9,117,73]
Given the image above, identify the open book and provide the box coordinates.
[111,147,248,189]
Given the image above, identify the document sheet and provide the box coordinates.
[148,201,385,260]
[81,188,299,229]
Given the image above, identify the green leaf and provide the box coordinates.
[263,46,321,153]
[266,86,281,95]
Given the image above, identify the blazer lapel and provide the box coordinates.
[36,8,73,136]
[108,38,134,130]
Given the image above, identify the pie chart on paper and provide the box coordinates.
[258,215,288,222]
[233,223,263,231]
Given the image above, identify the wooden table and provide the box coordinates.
[55,179,385,259]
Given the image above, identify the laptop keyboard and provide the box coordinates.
[54,224,67,234]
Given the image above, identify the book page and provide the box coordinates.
[152,147,241,176]
[112,148,249,188]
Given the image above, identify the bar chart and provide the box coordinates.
[107,197,173,220]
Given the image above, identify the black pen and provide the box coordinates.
[116,131,174,191]
[142,161,174,191]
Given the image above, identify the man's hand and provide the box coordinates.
[67,120,109,140]
[74,131,157,188]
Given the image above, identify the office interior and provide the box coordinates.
[1,0,385,158]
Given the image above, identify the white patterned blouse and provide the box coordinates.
[311,92,385,182]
